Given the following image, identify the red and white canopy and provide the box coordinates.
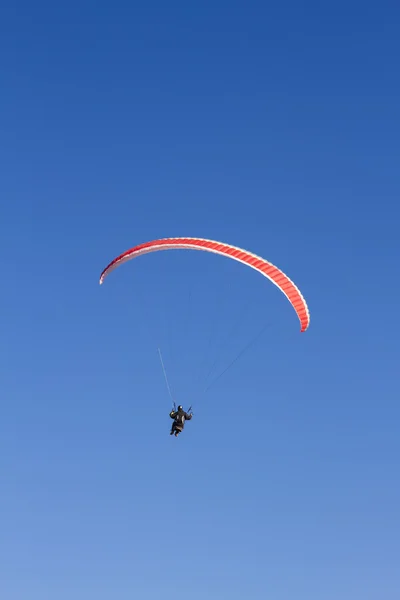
[100,237,310,332]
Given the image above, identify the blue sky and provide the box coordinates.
[1,1,399,598]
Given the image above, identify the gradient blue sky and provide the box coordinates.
[1,1,399,599]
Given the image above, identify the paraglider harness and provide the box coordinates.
[170,402,193,437]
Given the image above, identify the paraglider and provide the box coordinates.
[169,404,193,437]
[100,236,310,438]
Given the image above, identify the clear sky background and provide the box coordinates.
[1,1,399,599]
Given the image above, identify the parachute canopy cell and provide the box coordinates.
[99,237,310,332]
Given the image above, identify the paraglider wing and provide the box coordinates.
[99,237,310,332]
